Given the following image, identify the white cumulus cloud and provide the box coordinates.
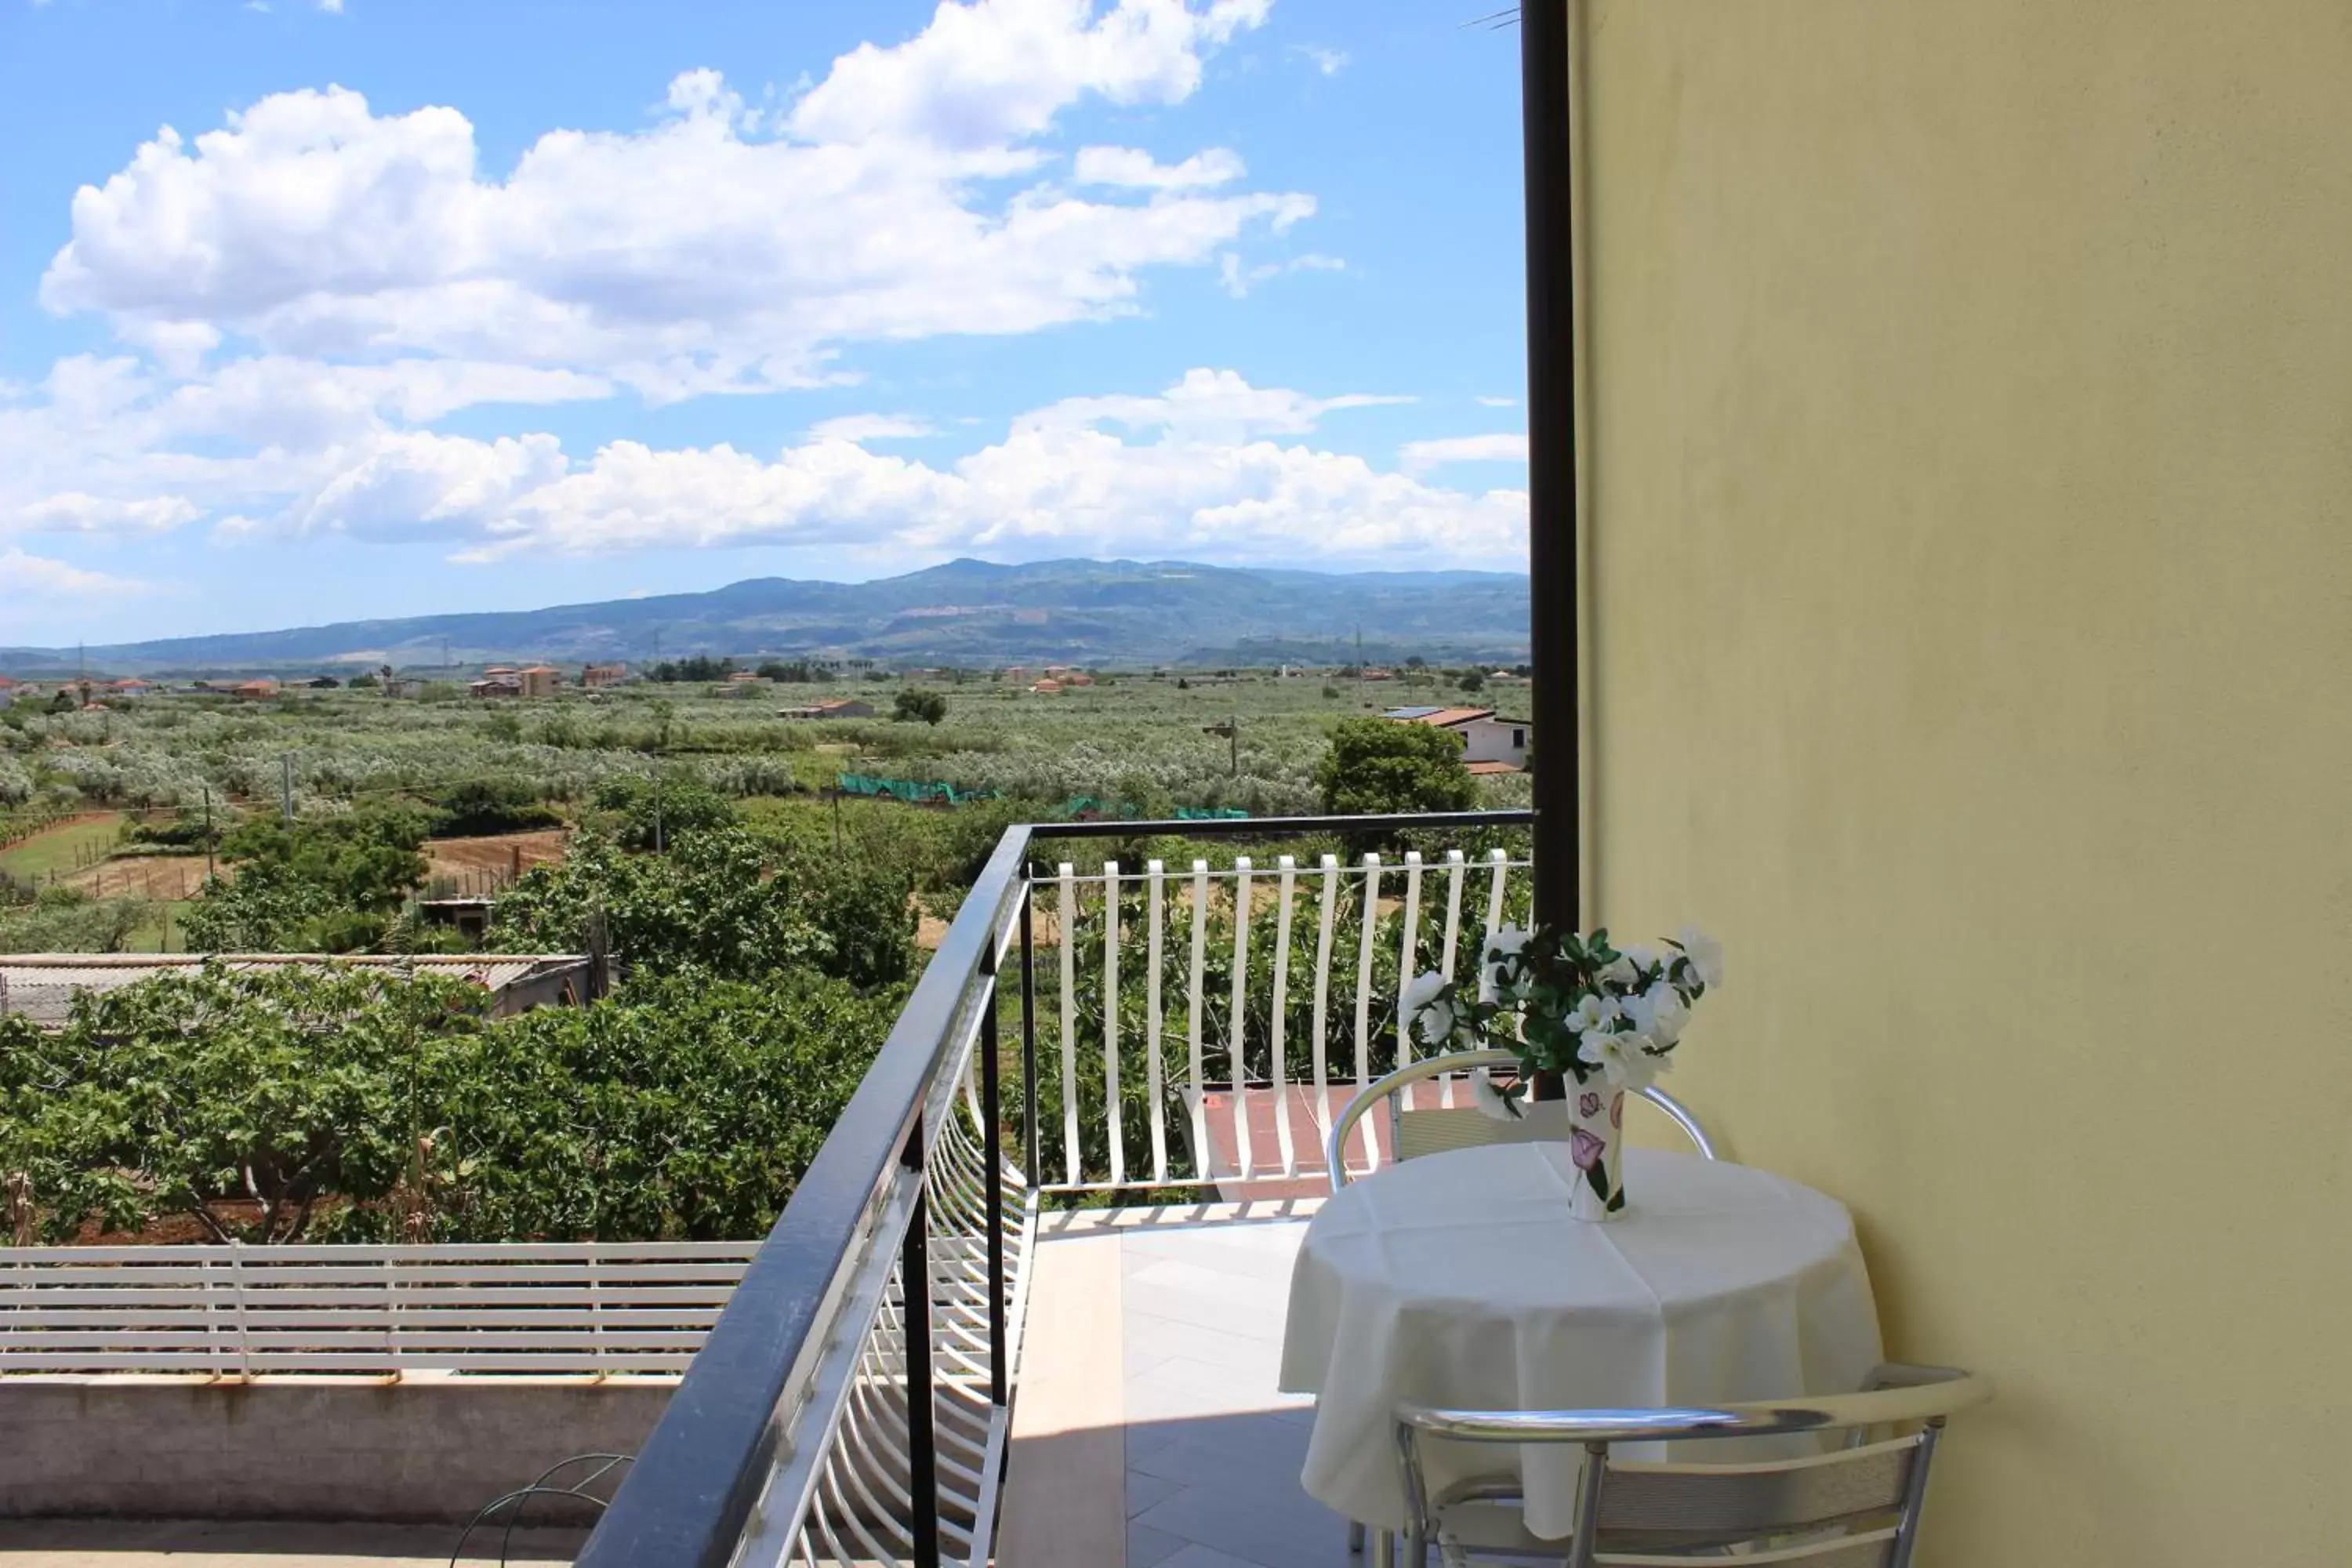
[1014,366,1404,441]
[39,0,1302,400]
[810,414,938,442]
[789,0,1269,150]
[1073,144,1245,189]
[0,7,1531,586]
[2,356,1526,571]
[228,369,1528,568]
[282,430,570,543]
[1399,433,1530,474]
[1218,250,1343,298]
[7,492,198,536]
[0,547,147,601]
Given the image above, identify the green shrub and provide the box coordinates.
[430,778,566,838]
[1313,717,1477,818]
[588,771,737,850]
[0,888,147,953]
[181,804,434,953]
[893,688,949,725]
[488,824,913,990]
[124,809,223,851]
[0,963,898,1243]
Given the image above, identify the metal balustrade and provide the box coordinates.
[578,811,1529,1568]
[1029,846,1534,1192]
[0,1240,757,1376]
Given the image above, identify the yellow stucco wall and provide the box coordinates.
[1572,2,2351,1563]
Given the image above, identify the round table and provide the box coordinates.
[1278,1144,1882,1538]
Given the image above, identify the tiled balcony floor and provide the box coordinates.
[1001,1201,1356,1568]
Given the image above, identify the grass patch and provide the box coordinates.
[122,899,198,953]
[0,813,124,884]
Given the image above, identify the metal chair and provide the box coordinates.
[1330,1051,1720,1557]
[1325,1048,1719,1196]
[1392,1363,1991,1566]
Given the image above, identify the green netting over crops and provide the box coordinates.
[835,773,1002,806]
[1054,797,1250,821]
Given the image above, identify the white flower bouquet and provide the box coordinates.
[1402,924,1722,1214]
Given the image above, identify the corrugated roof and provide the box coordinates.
[1385,706,1496,728]
[0,955,583,1026]
[1465,760,1523,776]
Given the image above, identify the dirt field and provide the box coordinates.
[39,830,572,903]
[915,898,1061,952]
[423,829,569,882]
[63,855,212,900]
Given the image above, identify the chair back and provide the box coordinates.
[1396,1363,1990,1568]
[1326,1049,1718,1192]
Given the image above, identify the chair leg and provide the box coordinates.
[1348,1519,1366,1555]
[1369,1526,1396,1568]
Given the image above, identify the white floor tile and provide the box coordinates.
[1032,1209,1359,1568]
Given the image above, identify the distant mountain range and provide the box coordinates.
[0,559,1531,674]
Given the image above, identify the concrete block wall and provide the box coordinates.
[0,1377,673,1524]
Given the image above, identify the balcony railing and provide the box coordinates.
[576,809,1529,1568]
[1030,842,1534,1194]
[0,1240,757,1377]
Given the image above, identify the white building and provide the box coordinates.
[1381,706,1532,772]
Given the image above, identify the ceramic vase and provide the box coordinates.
[1532,1069,1625,1221]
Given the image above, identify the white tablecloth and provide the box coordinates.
[1279,1145,1882,1537]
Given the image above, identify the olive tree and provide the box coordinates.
[1313,717,1478,817]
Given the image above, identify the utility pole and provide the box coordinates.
[281,754,296,822]
[201,786,216,882]
[1201,717,1239,777]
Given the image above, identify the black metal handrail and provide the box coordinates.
[576,809,1533,1568]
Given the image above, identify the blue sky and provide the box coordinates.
[0,0,1530,645]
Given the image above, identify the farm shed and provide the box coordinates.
[1382,705,1533,771]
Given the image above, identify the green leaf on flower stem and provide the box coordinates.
[1606,1188,1626,1213]
[1585,1163,1609,1201]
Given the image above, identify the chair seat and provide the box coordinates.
[1439,1524,1900,1568]
[1396,1365,1988,1568]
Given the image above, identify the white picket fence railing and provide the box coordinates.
[1036,848,1532,1193]
[0,1240,757,1377]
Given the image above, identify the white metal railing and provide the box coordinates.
[1035,848,1531,1192]
[576,811,1523,1567]
[0,1240,757,1377]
